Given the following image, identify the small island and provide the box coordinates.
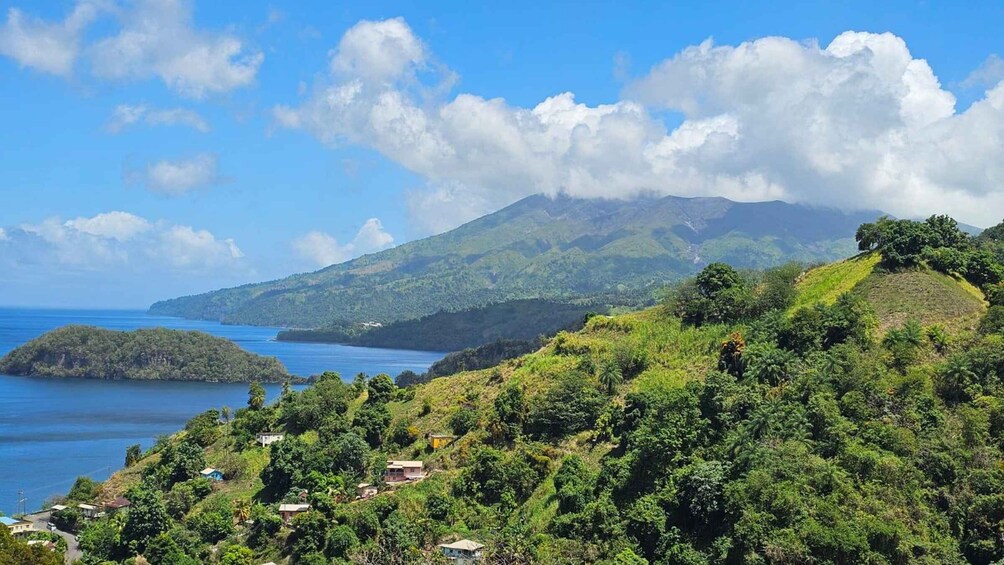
[0,325,296,383]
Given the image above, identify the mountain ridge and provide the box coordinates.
[150,193,883,328]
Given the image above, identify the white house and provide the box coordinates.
[439,539,484,562]
[77,503,101,519]
[256,432,285,447]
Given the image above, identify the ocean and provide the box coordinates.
[0,308,445,515]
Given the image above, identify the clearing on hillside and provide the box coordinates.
[854,268,986,330]
[792,252,879,311]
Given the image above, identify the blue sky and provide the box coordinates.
[2,0,1003,308]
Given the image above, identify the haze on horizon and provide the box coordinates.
[2,0,1003,308]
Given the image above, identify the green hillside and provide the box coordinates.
[150,194,880,328]
[0,325,293,383]
[70,217,1004,565]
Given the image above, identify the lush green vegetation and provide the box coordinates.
[151,194,878,328]
[0,325,294,383]
[0,525,61,565]
[277,299,600,352]
[69,217,1004,565]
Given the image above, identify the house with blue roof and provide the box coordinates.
[1,515,32,535]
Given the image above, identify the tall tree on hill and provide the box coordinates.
[248,381,266,410]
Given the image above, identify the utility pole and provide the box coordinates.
[15,489,26,516]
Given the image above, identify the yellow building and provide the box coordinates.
[428,434,456,449]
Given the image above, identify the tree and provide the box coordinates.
[125,444,143,467]
[696,263,743,298]
[329,431,370,477]
[66,476,100,501]
[288,510,329,558]
[248,381,266,410]
[353,402,392,447]
[219,545,254,565]
[366,373,396,405]
[221,405,231,423]
[232,498,251,525]
[260,435,308,495]
[0,523,63,565]
[598,357,624,394]
[77,517,124,562]
[120,486,170,553]
[325,525,359,559]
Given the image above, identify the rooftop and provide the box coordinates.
[0,516,20,526]
[387,460,423,467]
[200,468,220,475]
[440,539,485,551]
[278,503,311,512]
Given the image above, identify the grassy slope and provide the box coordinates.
[793,252,986,331]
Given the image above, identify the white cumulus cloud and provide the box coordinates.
[89,0,263,98]
[5,211,243,272]
[0,1,100,76]
[277,20,1004,232]
[106,104,209,133]
[127,153,225,196]
[0,0,262,98]
[292,218,394,268]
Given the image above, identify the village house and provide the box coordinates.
[439,539,484,562]
[77,503,101,519]
[27,539,56,551]
[200,467,224,481]
[356,483,378,499]
[0,516,32,535]
[427,434,456,449]
[256,432,285,447]
[384,460,424,482]
[105,496,131,512]
[278,503,311,524]
[49,504,67,513]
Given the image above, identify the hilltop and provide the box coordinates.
[0,326,294,383]
[150,194,880,328]
[70,216,1004,564]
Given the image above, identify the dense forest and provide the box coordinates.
[35,215,1004,565]
[277,299,600,352]
[0,326,293,383]
[151,194,878,328]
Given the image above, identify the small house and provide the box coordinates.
[27,539,56,551]
[105,497,131,512]
[256,432,285,447]
[385,460,424,482]
[428,434,456,449]
[0,516,32,535]
[77,503,101,519]
[49,505,67,513]
[439,539,484,562]
[357,483,378,499]
[278,503,311,524]
[200,468,224,481]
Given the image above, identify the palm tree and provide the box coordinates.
[598,358,623,394]
[233,498,251,525]
[221,406,231,423]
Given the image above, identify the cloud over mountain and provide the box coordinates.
[276,20,1004,232]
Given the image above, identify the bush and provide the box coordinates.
[449,406,479,436]
[526,373,605,438]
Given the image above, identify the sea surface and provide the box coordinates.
[0,308,445,514]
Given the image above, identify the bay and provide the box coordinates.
[0,308,445,514]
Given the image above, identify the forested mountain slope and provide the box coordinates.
[79,217,1004,565]
[150,194,880,328]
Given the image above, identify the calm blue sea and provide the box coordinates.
[0,308,444,514]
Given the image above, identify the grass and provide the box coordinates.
[854,268,986,330]
[792,252,880,311]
